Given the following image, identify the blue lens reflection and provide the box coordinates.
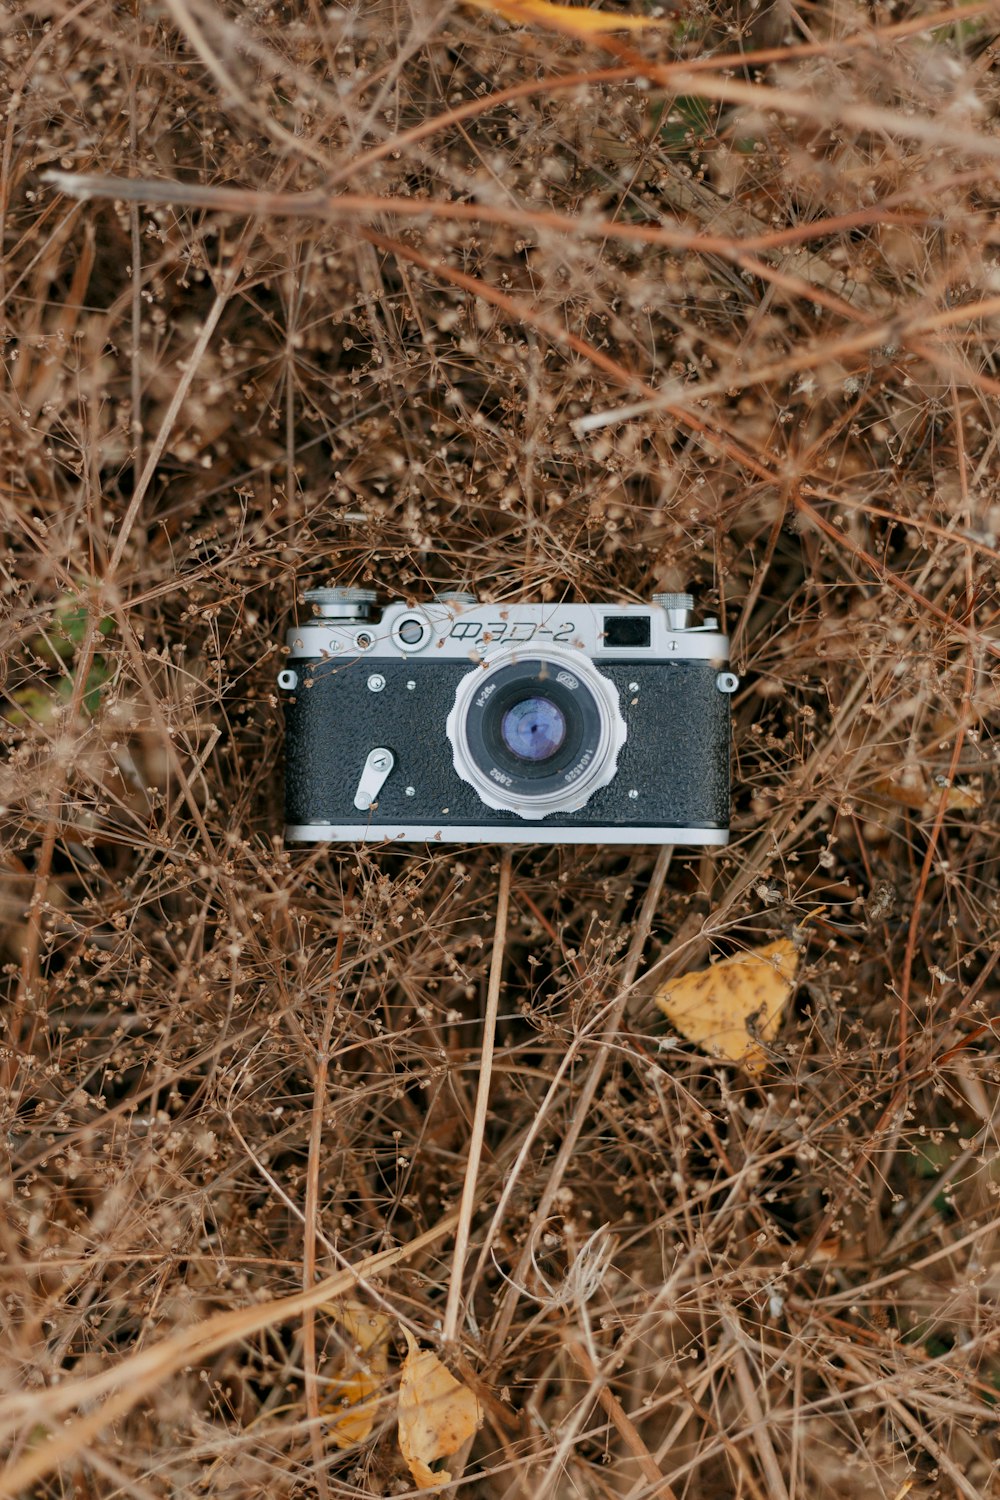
[501,696,566,762]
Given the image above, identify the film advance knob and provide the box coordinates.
[652,592,694,630]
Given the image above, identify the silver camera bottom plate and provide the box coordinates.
[285,823,730,846]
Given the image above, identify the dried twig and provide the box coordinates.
[443,848,513,1344]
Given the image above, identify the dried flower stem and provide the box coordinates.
[443,849,513,1346]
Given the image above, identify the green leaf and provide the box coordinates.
[31,598,114,665]
[82,663,111,715]
[659,95,715,148]
[7,687,58,726]
[908,1141,952,1179]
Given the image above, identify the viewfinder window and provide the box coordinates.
[603,615,651,648]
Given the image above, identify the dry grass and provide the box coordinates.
[2,0,1000,1494]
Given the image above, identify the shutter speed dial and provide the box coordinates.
[304,587,377,622]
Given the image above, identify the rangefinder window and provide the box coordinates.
[603,615,651,648]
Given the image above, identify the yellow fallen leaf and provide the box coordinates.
[326,1300,391,1356]
[323,1368,381,1447]
[655,938,799,1073]
[464,0,661,35]
[397,1329,483,1489]
[319,1300,390,1449]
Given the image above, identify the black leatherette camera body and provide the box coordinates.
[285,656,730,834]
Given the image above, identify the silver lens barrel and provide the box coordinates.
[445,645,627,820]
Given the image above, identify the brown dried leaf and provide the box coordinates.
[870,773,929,811]
[397,1330,482,1489]
[940,784,983,812]
[871,774,983,814]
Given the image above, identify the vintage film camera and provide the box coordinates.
[278,589,738,845]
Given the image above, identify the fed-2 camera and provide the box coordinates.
[277,589,738,846]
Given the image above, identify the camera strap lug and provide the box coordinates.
[353,747,395,810]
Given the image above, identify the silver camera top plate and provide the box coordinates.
[285,599,730,664]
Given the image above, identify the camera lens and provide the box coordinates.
[500,696,566,762]
[446,647,626,820]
